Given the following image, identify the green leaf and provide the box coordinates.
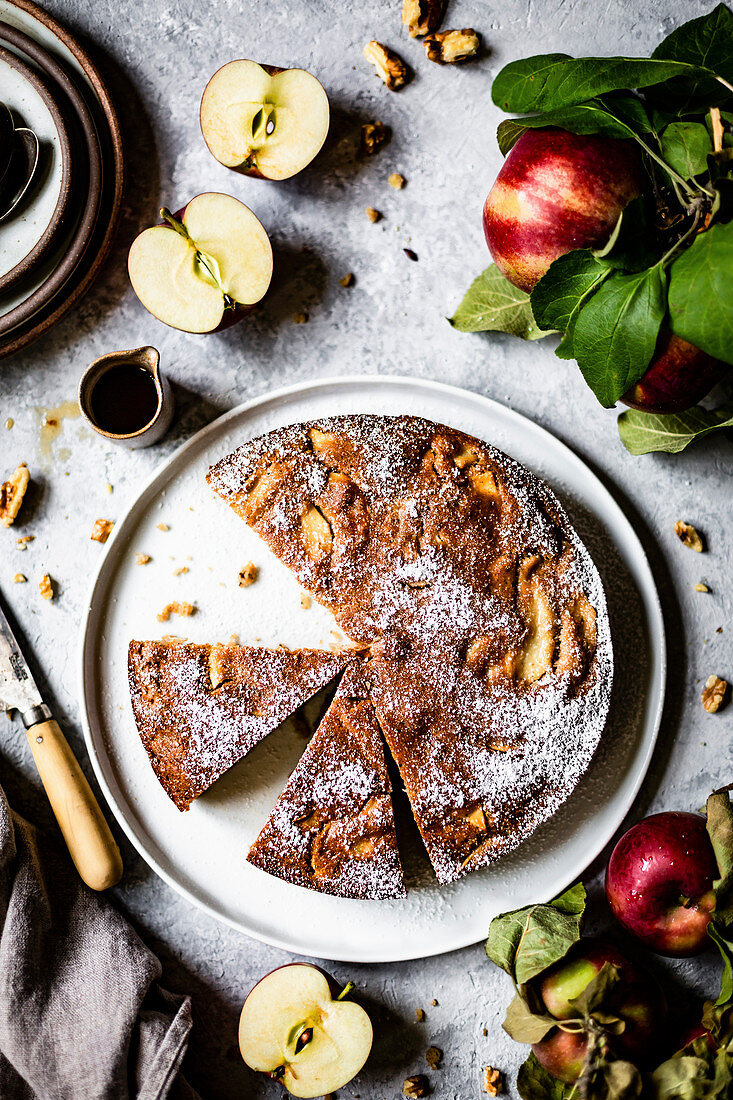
[531,250,610,331]
[668,221,733,365]
[503,991,557,1044]
[517,1053,575,1100]
[651,3,733,113]
[496,95,652,155]
[573,266,668,407]
[491,54,713,114]
[448,265,547,339]
[582,1057,644,1100]
[708,924,733,1007]
[651,1053,713,1099]
[660,122,714,178]
[485,883,586,985]
[617,403,733,454]
[595,197,660,273]
[569,963,622,1020]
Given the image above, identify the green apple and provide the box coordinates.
[238,964,372,1098]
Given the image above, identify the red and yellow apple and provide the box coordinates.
[531,940,665,1083]
[127,193,273,333]
[621,330,729,414]
[605,811,718,956]
[483,127,644,293]
[201,61,330,180]
[238,964,372,1098]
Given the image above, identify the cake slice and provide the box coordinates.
[247,664,405,899]
[128,640,351,810]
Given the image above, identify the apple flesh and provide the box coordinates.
[483,127,644,293]
[238,963,372,1098]
[201,60,330,180]
[532,940,665,1083]
[127,193,273,333]
[605,811,718,957]
[621,330,729,414]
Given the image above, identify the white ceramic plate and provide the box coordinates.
[79,377,666,963]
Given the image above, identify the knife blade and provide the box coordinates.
[0,597,50,726]
[0,588,123,891]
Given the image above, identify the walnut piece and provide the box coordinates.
[702,674,728,713]
[424,29,480,63]
[136,553,151,565]
[403,1076,429,1098]
[360,120,390,156]
[695,582,710,593]
[425,1045,442,1069]
[483,1066,504,1096]
[339,272,355,288]
[0,463,30,527]
[293,312,309,324]
[157,523,169,532]
[675,520,704,552]
[39,574,54,601]
[300,594,312,609]
[389,172,406,189]
[363,41,409,90]
[402,0,444,36]
[239,562,259,587]
[157,601,195,622]
[13,573,26,583]
[366,206,382,223]
[415,1007,426,1022]
[90,518,114,544]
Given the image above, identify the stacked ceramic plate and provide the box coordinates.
[0,0,124,359]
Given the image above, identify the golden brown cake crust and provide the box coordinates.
[208,414,613,884]
[128,640,351,810]
[247,663,406,900]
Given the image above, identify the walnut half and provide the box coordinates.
[363,41,409,90]
[402,0,444,37]
[702,674,728,713]
[424,29,480,64]
[0,462,30,527]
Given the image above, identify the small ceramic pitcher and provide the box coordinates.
[78,346,174,449]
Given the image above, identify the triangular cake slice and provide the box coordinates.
[247,664,406,899]
[128,640,351,810]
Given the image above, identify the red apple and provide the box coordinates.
[621,330,729,413]
[532,940,665,1083]
[483,128,644,293]
[605,811,718,957]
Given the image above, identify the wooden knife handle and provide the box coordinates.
[26,719,123,891]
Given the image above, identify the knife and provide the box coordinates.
[0,591,122,891]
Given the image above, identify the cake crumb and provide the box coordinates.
[106,483,113,494]
[13,573,26,583]
[174,565,189,576]
[90,518,114,544]
[228,633,239,646]
[157,523,169,532]
[339,272,355,288]
[694,582,710,593]
[483,1066,504,1095]
[366,206,381,223]
[415,1008,425,1022]
[675,520,704,552]
[482,1027,488,1037]
[239,562,259,587]
[136,553,151,565]
[300,594,312,609]
[293,312,309,324]
[17,535,34,544]
[1,463,30,527]
[161,634,184,643]
[39,574,54,601]
[389,172,406,189]
[430,998,438,1006]
[157,601,196,622]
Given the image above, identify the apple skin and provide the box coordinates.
[605,811,718,957]
[532,940,665,1083]
[483,128,644,293]
[621,330,730,414]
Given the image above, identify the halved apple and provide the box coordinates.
[127,193,273,333]
[200,61,330,180]
[238,964,372,1098]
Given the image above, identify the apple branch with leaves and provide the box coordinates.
[450,3,733,455]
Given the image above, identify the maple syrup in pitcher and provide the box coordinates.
[89,362,159,435]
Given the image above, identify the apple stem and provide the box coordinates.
[710,108,724,155]
[336,981,354,1001]
[159,207,192,242]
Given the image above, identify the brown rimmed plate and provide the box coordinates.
[0,1,123,358]
[0,43,73,293]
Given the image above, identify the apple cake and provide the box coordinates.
[207,414,613,885]
[247,663,405,899]
[128,640,351,810]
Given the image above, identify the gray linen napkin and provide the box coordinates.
[0,781,198,1099]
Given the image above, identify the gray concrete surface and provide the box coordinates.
[1,0,732,1095]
